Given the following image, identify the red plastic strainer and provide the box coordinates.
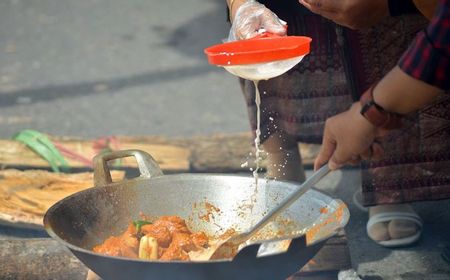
[204,35,312,80]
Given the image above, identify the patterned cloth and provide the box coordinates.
[239,1,450,206]
[399,0,450,90]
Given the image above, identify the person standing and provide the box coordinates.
[307,0,449,261]
[226,0,449,247]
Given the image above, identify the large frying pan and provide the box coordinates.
[44,150,349,280]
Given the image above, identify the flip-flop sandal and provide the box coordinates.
[366,209,423,248]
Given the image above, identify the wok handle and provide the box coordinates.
[93,149,163,187]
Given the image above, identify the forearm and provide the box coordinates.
[227,0,248,21]
[373,66,443,115]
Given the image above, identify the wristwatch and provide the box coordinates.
[359,86,403,130]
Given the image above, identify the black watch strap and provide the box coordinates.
[388,0,419,16]
[359,86,403,130]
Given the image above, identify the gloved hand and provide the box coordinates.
[228,1,287,41]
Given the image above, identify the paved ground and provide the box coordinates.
[0,0,247,138]
[0,0,449,279]
[315,170,450,280]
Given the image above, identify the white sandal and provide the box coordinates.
[366,208,423,247]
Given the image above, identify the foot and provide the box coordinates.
[367,204,422,247]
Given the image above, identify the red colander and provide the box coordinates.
[204,35,312,80]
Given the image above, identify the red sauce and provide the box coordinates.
[93,215,210,261]
[93,224,139,258]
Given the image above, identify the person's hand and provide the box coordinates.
[228,0,287,41]
[299,0,389,30]
[314,102,385,170]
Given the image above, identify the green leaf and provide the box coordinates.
[133,220,152,233]
[13,129,70,172]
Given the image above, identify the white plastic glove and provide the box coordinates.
[228,0,287,41]
[338,269,362,280]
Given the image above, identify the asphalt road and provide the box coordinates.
[0,0,248,138]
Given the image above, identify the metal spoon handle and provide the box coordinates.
[241,164,331,241]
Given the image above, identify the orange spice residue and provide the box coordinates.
[198,213,210,222]
[319,207,328,214]
[306,203,345,244]
[209,228,238,259]
[205,202,221,213]
[198,202,221,222]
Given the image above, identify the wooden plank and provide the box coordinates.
[188,134,257,172]
[0,137,190,172]
[0,133,320,173]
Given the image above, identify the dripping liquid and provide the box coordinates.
[253,80,263,187]
[247,80,264,212]
[239,81,264,215]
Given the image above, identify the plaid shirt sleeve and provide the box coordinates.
[398,0,450,90]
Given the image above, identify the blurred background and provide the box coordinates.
[0,0,248,138]
[1,1,449,279]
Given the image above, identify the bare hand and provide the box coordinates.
[299,0,389,30]
[314,102,385,170]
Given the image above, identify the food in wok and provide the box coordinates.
[93,215,213,261]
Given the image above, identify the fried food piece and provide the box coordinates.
[171,232,196,252]
[94,216,212,261]
[141,224,172,247]
[153,216,190,235]
[93,224,139,258]
[160,242,189,261]
[191,231,208,249]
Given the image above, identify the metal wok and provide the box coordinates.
[44,150,349,280]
